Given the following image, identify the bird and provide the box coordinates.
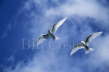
[70,32,102,55]
[37,17,68,45]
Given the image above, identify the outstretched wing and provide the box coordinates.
[70,43,84,55]
[85,32,102,45]
[50,17,68,33]
[36,34,47,46]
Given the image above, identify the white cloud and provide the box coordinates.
[5,0,109,72]
[92,35,109,63]
[45,0,109,25]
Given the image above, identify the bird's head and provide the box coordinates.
[48,30,51,33]
[81,41,85,44]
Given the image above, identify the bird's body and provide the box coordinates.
[43,31,56,40]
[70,32,102,55]
[37,17,68,45]
[81,41,89,50]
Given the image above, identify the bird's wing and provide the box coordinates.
[36,34,46,46]
[70,43,84,55]
[85,32,102,45]
[50,17,68,33]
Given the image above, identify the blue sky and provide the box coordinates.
[0,0,109,72]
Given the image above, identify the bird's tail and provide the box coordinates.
[50,33,59,40]
[85,48,94,54]
[51,34,60,40]
[55,36,60,40]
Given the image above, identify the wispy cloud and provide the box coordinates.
[45,0,109,26]
[5,0,109,72]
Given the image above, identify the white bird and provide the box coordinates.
[70,32,102,55]
[37,17,68,45]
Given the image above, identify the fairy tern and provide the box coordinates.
[70,32,102,55]
[37,17,68,45]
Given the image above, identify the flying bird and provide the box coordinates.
[37,17,68,45]
[70,32,102,55]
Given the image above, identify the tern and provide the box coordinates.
[70,32,102,55]
[37,17,68,45]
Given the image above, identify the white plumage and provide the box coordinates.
[37,17,68,46]
[70,32,102,55]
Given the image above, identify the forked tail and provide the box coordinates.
[85,48,94,54]
[55,36,59,40]
[51,34,59,40]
